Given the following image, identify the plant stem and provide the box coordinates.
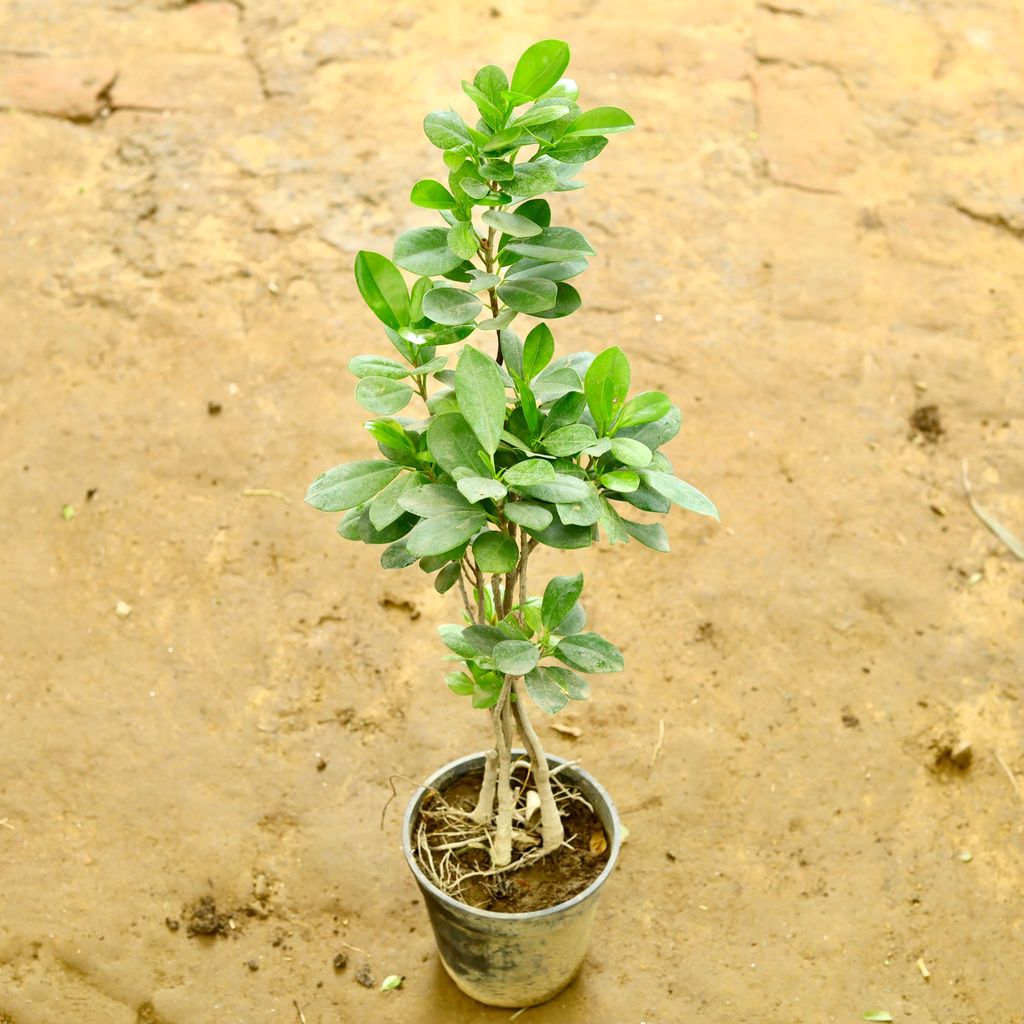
[481,221,503,365]
[468,748,498,825]
[511,678,565,855]
[491,677,515,867]
[457,562,477,625]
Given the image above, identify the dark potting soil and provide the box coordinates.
[416,764,611,913]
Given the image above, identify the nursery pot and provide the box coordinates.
[401,750,622,1008]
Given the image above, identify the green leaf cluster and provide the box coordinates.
[306,40,718,715]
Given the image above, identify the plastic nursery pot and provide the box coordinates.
[402,749,622,1008]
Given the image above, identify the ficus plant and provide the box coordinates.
[306,39,717,873]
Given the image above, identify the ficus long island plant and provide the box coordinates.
[306,40,718,875]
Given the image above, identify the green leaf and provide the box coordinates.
[439,623,478,658]
[508,163,559,198]
[555,632,624,673]
[521,324,555,379]
[306,461,402,512]
[381,975,404,992]
[435,561,462,594]
[511,40,571,101]
[456,345,506,456]
[409,356,448,376]
[481,125,529,154]
[472,672,504,709]
[369,472,425,530]
[422,287,483,326]
[447,220,481,261]
[473,531,519,573]
[541,572,583,629]
[394,227,464,276]
[523,517,592,549]
[355,376,413,415]
[557,486,602,526]
[462,80,504,130]
[503,460,555,486]
[566,105,635,136]
[462,624,507,654]
[492,639,540,675]
[516,474,591,504]
[597,495,629,543]
[862,1015,893,1023]
[615,391,672,431]
[533,282,581,320]
[424,109,474,150]
[481,210,542,238]
[477,308,517,331]
[497,277,557,313]
[473,65,509,121]
[543,424,597,457]
[610,437,653,467]
[480,157,515,180]
[542,392,587,435]
[552,601,586,636]
[621,517,670,552]
[353,251,410,330]
[348,355,408,380]
[599,469,639,492]
[513,198,552,227]
[506,226,595,262]
[541,78,579,101]
[504,501,553,530]
[466,270,501,292]
[411,179,458,210]
[617,405,682,448]
[446,671,475,696]
[639,471,719,519]
[507,257,587,282]
[523,667,569,714]
[404,510,486,557]
[427,412,492,477]
[547,135,608,163]
[515,103,571,127]
[381,539,417,568]
[457,476,508,503]
[544,665,589,699]
[621,478,670,514]
[399,483,472,518]
[584,347,630,434]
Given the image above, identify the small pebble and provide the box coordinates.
[333,952,348,971]
[115,601,133,618]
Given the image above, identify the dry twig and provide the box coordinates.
[242,487,291,503]
[648,718,666,769]
[994,750,1022,802]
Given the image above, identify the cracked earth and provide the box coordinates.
[1,1,1022,1022]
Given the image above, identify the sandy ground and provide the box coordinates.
[1,1,1023,1021]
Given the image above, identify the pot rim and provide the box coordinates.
[401,749,622,922]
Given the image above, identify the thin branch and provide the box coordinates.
[511,678,565,855]
[457,560,477,624]
[473,561,486,622]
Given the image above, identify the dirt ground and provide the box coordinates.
[1,1,1022,1021]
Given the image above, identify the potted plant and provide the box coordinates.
[305,38,718,1008]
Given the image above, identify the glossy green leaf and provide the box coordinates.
[557,486,602,526]
[599,469,639,492]
[584,346,630,434]
[503,460,556,486]
[446,671,475,696]
[541,77,579,101]
[481,125,529,154]
[348,355,408,380]
[617,405,682,448]
[492,639,540,675]
[504,501,553,530]
[597,495,629,543]
[541,573,583,629]
[615,391,671,431]
[399,483,472,518]
[473,64,509,118]
[497,277,557,313]
[506,257,587,282]
[462,624,507,654]
[411,179,458,210]
[523,517,593,549]
[621,478,671,514]
[422,287,482,326]
[455,345,506,456]
[523,667,569,714]
[353,251,410,330]
[426,412,492,477]
[394,227,464,276]
[380,539,417,568]
[555,632,624,673]
[521,324,555,379]
[473,531,519,573]
[472,672,504,709]
[543,424,597,457]
[306,461,402,512]
[369,472,425,530]
[439,623,479,658]
[480,158,515,181]
[510,40,571,101]
[514,198,552,227]
[508,163,559,198]
[515,103,570,127]
[533,282,581,320]
[482,210,543,238]
[457,476,507,503]
[462,80,503,130]
[424,109,474,150]
[477,308,517,331]
[516,474,591,504]
[544,664,589,699]
[640,471,719,519]
[566,105,635,136]
[404,510,486,557]
[447,220,481,261]
[547,135,608,163]
[435,561,463,593]
[609,437,653,467]
[466,270,501,292]
[506,226,595,262]
[621,517,670,552]
[552,601,586,636]
[355,376,413,414]
[542,391,587,434]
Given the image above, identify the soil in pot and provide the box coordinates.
[413,758,611,913]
